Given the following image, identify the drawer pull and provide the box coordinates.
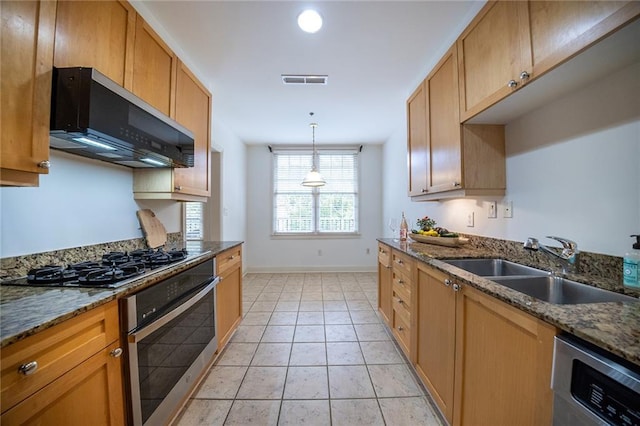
[228,255,235,260]
[507,79,518,88]
[396,259,403,265]
[398,326,404,332]
[444,279,452,287]
[396,298,404,305]
[110,348,123,358]
[453,283,461,292]
[18,361,38,376]
[398,280,404,285]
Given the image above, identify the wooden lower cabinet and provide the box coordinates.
[377,243,392,325]
[413,263,556,426]
[0,301,124,425]
[454,284,556,426]
[215,246,243,351]
[415,263,456,423]
[2,341,124,425]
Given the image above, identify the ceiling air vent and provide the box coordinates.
[281,74,328,85]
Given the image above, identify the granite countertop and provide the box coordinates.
[0,241,243,348]
[377,238,640,366]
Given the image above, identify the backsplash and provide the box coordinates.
[0,233,183,279]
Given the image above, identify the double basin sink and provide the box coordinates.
[442,258,636,305]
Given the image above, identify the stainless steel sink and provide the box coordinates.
[442,258,549,277]
[490,276,637,304]
[442,258,637,305]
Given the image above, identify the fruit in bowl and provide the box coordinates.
[411,216,459,238]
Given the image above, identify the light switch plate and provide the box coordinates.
[504,201,513,218]
[467,211,475,227]
[488,201,497,218]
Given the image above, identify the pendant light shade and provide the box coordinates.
[302,168,326,187]
[301,119,326,187]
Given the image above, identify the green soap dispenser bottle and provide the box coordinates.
[623,234,640,289]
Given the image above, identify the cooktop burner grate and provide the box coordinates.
[5,248,190,289]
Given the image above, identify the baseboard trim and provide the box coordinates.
[244,266,377,274]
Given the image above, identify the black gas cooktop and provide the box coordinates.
[1,248,189,289]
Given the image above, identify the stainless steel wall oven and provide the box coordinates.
[121,258,219,425]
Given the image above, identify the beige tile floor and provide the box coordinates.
[175,272,443,426]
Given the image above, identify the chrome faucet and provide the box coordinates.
[523,236,580,275]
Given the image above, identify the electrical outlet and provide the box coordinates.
[504,201,513,218]
[366,248,370,254]
[467,211,475,227]
[318,249,323,256]
[488,201,497,218]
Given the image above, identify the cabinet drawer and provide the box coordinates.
[393,311,411,354]
[392,251,413,277]
[392,294,411,324]
[216,246,242,276]
[392,271,412,300]
[378,243,391,268]
[1,301,119,412]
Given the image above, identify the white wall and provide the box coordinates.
[245,144,382,272]
[212,117,247,243]
[382,62,640,257]
[0,151,181,258]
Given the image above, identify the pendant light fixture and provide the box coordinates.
[301,113,326,187]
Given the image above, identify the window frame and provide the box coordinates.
[271,146,360,238]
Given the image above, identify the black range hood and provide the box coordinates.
[50,67,194,168]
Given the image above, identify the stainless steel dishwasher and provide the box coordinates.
[552,334,640,426]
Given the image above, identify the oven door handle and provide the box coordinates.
[129,276,219,343]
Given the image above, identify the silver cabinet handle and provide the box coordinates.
[174,186,182,191]
[18,361,38,375]
[520,71,530,81]
[398,280,404,285]
[396,259,403,265]
[228,255,235,260]
[38,161,50,169]
[453,182,461,187]
[453,283,461,292]
[398,327,404,332]
[396,298,404,305]
[507,80,518,88]
[421,188,428,193]
[444,279,452,287]
[110,348,123,358]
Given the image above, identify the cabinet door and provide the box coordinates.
[415,264,456,424]
[1,341,125,425]
[174,61,212,197]
[407,81,428,196]
[131,14,176,116]
[377,251,392,326]
[529,1,638,78]
[453,285,555,426]
[53,0,136,87]
[216,266,242,350]
[427,45,462,194]
[0,0,56,186]
[457,1,532,121]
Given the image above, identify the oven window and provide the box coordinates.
[136,289,215,423]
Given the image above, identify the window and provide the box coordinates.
[184,202,204,240]
[273,148,359,235]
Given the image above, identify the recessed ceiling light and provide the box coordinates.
[298,10,322,33]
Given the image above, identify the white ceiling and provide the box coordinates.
[134,1,485,146]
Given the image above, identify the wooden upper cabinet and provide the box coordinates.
[426,45,462,194]
[457,1,532,121]
[53,0,136,88]
[406,81,428,196]
[528,1,639,77]
[0,0,56,187]
[131,14,177,117]
[174,61,212,197]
